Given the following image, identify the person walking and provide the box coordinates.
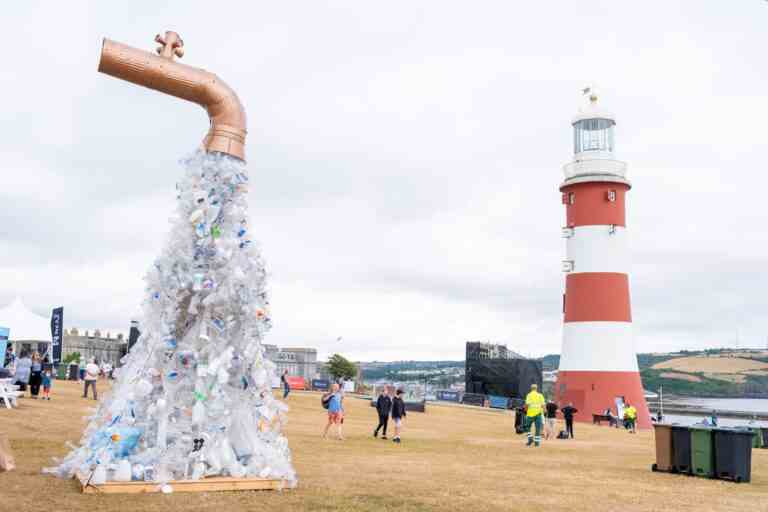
[544,400,558,440]
[524,383,546,447]
[624,402,637,433]
[83,358,100,400]
[13,351,32,394]
[391,388,407,444]
[322,383,345,440]
[41,369,53,400]
[29,352,43,399]
[281,369,290,399]
[373,386,392,439]
[561,402,578,439]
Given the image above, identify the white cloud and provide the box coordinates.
[2,1,768,360]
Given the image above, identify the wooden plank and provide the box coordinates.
[75,471,285,494]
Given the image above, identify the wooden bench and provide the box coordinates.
[592,413,613,425]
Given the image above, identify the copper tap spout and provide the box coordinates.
[98,31,247,161]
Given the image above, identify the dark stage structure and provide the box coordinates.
[465,342,542,400]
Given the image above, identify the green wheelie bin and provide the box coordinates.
[690,426,716,478]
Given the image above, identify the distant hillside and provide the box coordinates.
[359,350,768,397]
[641,353,768,397]
[652,355,768,375]
[361,360,464,386]
[534,349,768,398]
[541,354,560,370]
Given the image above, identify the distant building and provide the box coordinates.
[62,328,127,367]
[263,344,318,381]
[543,370,558,383]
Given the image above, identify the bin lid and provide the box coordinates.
[713,427,755,436]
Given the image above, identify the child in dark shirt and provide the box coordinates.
[391,389,407,444]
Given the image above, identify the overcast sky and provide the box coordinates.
[2,1,767,361]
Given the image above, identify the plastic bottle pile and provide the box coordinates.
[46,152,297,488]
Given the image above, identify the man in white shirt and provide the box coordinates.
[103,362,113,379]
[83,358,100,400]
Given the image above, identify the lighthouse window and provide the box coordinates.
[568,192,575,205]
[573,118,615,154]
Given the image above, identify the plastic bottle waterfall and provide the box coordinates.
[45,152,297,487]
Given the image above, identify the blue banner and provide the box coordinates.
[0,326,9,368]
[311,379,330,391]
[489,395,510,409]
[436,390,461,402]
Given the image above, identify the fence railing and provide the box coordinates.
[563,159,627,180]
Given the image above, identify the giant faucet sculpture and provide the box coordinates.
[99,31,247,161]
[47,32,296,490]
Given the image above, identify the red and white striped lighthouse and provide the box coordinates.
[554,90,651,429]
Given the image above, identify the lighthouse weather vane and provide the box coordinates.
[581,84,598,104]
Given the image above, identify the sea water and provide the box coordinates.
[662,397,768,427]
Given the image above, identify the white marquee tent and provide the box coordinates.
[0,297,51,342]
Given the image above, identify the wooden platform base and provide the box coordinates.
[75,471,286,494]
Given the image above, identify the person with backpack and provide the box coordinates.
[373,386,392,439]
[391,389,407,444]
[322,383,345,440]
[560,402,578,439]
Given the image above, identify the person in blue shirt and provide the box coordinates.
[42,369,52,400]
[322,383,345,440]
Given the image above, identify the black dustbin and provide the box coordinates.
[514,407,525,434]
[68,363,79,381]
[671,425,692,474]
[713,428,753,483]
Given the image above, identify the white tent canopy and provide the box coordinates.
[0,297,51,341]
